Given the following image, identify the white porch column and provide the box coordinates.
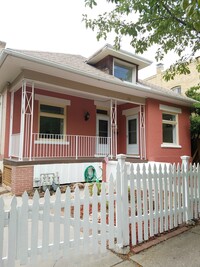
[140,105,146,160]
[110,99,117,159]
[19,80,34,160]
[29,83,34,160]
[8,91,14,158]
[19,81,26,160]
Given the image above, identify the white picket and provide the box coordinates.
[92,184,98,253]
[177,164,182,224]
[163,165,169,231]
[83,184,90,253]
[121,163,129,246]
[0,198,4,267]
[100,182,107,253]
[130,164,136,245]
[63,187,71,257]
[189,164,194,218]
[153,165,159,235]
[74,186,81,249]
[172,164,178,228]
[108,175,114,249]
[42,189,50,259]
[116,163,123,245]
[136,164,143,243]
[168,165,173,229]
[19,192,29,265]
[7,196,17,267]
[148,165,154,236]
[53,188,61,259]
[30,190,39,264]
[194,164,198,219]
[158,165,164,233]
[197,164,200,214]
[142,164,148,241]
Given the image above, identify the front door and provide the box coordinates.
[127,115,139,155]
[96,115,110,156]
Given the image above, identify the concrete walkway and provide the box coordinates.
[15,250,139,267]
[131,224,200,267]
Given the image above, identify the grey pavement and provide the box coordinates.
[131,224,200,267]
[15,249,138,267]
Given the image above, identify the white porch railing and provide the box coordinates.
[10,133,111,160]
[9,133,20,157]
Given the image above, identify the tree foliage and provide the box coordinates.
[185,85,200,138]
[83,0,200,80]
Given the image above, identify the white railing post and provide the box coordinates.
[9,91,14,158]
[75,135,78,159]
[116,154,130,254]
[181,155,191,222]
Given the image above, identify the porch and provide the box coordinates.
[8,80,147,162]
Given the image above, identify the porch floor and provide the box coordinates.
[3,156,147,166]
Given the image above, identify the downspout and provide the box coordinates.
[0,94,2,153]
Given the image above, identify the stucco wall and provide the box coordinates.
[145,98,191,164]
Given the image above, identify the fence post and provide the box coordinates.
[181,155,191,222]
[116,154,130,254]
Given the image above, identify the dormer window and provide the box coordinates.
[113,59,136,83]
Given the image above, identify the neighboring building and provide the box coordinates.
[0,43,195,195]
[144,59,200,95]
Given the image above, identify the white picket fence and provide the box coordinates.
[1,158,200,266]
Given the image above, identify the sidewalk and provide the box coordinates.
[15,249,139,267]
[130,224,200,267]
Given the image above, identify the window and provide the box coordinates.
[162,113,178,144]
[39,104,65,137]
[113,59,136,83]
[171,86,181,94]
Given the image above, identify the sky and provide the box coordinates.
[0,0,180,79]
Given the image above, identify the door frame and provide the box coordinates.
[126,114,139,155]
[96,114,110,156]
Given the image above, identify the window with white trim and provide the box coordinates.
[162,113,178,144]
[39,103,65,137]
[113,59,136,83]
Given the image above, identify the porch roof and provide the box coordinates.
[0,46,196,107]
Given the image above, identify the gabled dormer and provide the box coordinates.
[86,44,152,83]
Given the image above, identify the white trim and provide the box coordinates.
[94,100,110,108]
[159,104,182,114]
[35,94,71,106]
[161,143,182,148]
[122,107,140,116]
[34,140,69,145]
[113,58,136,84]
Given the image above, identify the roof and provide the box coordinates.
[87,43,152,70]
[0,45,196,107]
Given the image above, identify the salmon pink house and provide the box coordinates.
[0,42,194,194]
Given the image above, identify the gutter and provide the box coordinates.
[0,49,196,106]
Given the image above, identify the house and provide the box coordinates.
[144,58,200,95]
[0,42,195,195]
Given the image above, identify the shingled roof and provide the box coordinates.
[2,48,196,105]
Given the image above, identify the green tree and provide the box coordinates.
[83,0,200,80]
[186,85,200,139]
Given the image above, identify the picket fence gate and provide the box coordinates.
[1,157,200,266]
